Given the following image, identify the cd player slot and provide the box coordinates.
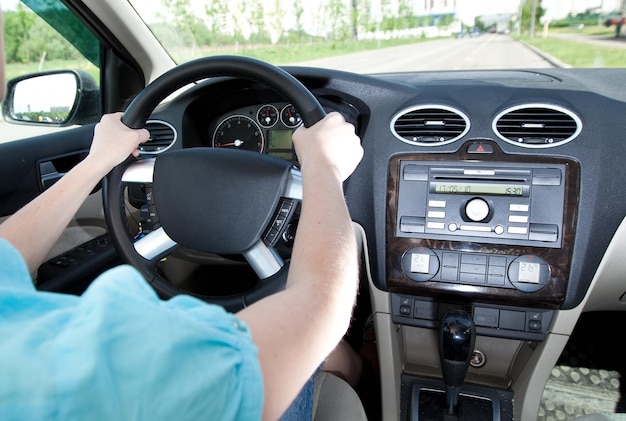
[431,175,529,182]
[430,167,532,178]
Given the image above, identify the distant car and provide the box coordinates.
[605,14,625,26]
[469,27,481,37]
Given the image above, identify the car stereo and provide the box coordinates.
[395,161,566,248]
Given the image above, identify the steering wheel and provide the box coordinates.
[103,56,326,312]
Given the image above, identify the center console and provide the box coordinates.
[384,140,579,420]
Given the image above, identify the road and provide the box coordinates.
[0,34,553,143]
[288,33,554,73]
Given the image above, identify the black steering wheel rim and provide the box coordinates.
[103,55,326,311]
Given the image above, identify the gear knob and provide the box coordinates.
[439,309,475,416]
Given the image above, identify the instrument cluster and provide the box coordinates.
[211,102,302,162]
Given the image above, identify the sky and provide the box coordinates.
[2,0,624,25]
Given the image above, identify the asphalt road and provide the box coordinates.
[288,33,554,73]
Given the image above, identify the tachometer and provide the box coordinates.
[212,115,264,152]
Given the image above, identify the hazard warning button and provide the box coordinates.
[467,143,494,154]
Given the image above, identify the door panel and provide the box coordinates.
[0,125,96,217]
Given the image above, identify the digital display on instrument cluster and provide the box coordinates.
[211,102,302,163]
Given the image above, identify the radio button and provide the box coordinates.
[427,210,446,218]
[448,223,458,232]
[465,198,490,222]
[460,225,491,232]
[509,215,529,223]
[427,221,445,230]
[509,204,529,212]
[400,216,425,233]
[508,226,528,235]
[529,223,558,242]
[428,200,446,208]
[494,225,505,235]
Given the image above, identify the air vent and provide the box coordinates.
[493,104,581,148]
[391,105,470,146]
[139,120,177,154]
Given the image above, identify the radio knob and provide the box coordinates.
[465,198,490,222]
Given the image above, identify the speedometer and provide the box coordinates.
[212,115,264,152]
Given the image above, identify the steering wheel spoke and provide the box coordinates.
[134,227,178,262]
[121,158,155,184]
[282,167,303,200]
[243,240,284,280]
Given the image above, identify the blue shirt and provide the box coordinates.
[0,238,263,420]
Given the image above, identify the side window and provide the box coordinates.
[1,0,100,143]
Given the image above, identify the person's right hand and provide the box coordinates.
[292,112,363,182]
[85,112,150,177]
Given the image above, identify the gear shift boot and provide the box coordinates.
[418,389,493,420]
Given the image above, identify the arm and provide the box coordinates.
[236,112,363,420]
[0,113,149,273]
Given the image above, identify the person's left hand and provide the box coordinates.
[86,112,150,176]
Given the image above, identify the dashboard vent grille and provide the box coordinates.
[391,105,469,146]
[140,120,177,154]
[493,104,581,148]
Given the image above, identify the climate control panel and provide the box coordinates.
[401,247,550,293]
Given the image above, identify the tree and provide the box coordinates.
[3,5,37,63]
[324,0,350,40]
[292,1,305,41]
[3,4,82,65]
[267,0,285,43]
[161,0,212,48]
[520,0,544,37]
[204,0,229,41]
[397,0,412,30]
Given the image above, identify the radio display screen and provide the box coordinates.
[434,182,524,196]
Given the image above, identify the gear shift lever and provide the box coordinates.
[438,309,476,417]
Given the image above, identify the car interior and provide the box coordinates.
[2,0,626,420]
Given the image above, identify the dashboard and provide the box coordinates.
[143,66,626,326]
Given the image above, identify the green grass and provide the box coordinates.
[521,33,626,67]
[549,26,615,36]
[5,59,98,84]
[154,36,436,66]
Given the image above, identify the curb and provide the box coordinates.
[516,38,572,68]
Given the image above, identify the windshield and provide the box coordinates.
[128,0,626,72]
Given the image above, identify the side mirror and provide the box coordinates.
[2,69,100,126]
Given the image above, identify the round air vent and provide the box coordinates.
[492,104,581,148]
[391,105,470,146]
[139,120,177,154]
